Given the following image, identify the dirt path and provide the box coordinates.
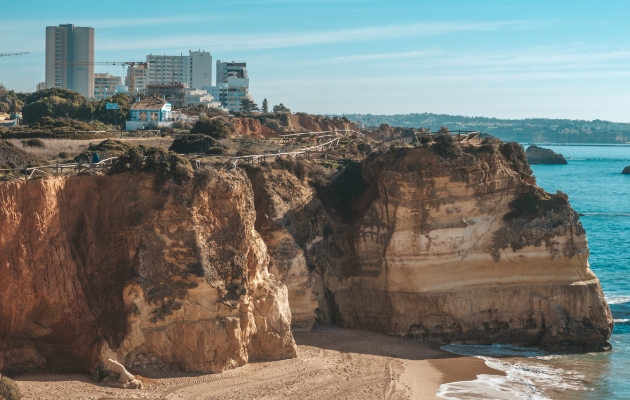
[13,325,496,400]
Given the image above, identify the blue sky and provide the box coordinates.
[1,0,629,121]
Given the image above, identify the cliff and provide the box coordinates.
[248,141,613,351]
[0,171,296,379]
[224,114,357,137]
[0,138,613,381]
[525,145,567,164]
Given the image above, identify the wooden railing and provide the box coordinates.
[0,157,118,181]
[278,130,363,143]
[230,137,341,165]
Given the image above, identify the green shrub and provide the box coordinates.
[205,147,228,155]
[169,134,218,154]
[73,139,132,163]
[420,136,433,144]
[109,145,192,187]
[0,376,22,400]
[90,120,108,131]
[236,148,259,156]
[432,134,460,157]
[58,151,70,159]
[190,117,229,139]
[0,140,45,168]
[22,138,45,148]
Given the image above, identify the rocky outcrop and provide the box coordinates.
[248,144,612,351]
[622,166,630,174]
[245,167,319,331]
[0,171,296,378]
[526,145,567,164]
[224,114,357,137]
[227,118,276,137]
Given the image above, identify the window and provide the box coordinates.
[150,112,158,121]
[139,112,147,121]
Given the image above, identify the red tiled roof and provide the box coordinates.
[130,96,167,110]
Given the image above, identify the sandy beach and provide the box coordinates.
[11,325,497,400]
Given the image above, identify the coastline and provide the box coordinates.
[12,324,497,399]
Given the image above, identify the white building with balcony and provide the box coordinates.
[183,88,223,109]
[202,61,251,111]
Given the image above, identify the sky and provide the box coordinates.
[1,0,629,121]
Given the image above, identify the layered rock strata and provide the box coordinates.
[0,170,296,377]
[250,144,612,351]
[526,145,567,164]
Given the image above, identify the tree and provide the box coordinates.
[190,117,229,139]
[0,84,26,115]
[20,89,132,126]
[262,98,268,113]
[239,98,259,113]
[273,103,290,113]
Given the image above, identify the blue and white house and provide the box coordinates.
[126,96,173,130]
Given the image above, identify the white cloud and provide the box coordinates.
[97,20,537,51]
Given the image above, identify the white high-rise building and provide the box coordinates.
[45,24,94,98]
[146,50,212,89]
[204,61,251,111]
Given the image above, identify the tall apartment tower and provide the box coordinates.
[45,24,95,98]
[146,50,212,89]
[206,61,250,111]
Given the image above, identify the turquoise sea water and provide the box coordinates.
[437,144,630,399]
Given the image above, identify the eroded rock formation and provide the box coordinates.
[526,145,567,164]
[0,170,296,377]
[249,142,612,351]
[224,114,357,137]
[0,138,613,381]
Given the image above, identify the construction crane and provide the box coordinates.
[52,61,147,97]
[0,52,30,57]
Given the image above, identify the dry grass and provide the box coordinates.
[7,137,174,162]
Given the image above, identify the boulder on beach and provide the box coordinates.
[525,145,567,164]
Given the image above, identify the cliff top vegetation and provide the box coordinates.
[0,140,45,169]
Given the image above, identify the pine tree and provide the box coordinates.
[239,99,259,113]
[262,98,268,113]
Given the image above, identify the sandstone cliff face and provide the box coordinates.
[0,171,296,376]
[248,144,613,351]
[245,167,319,331]
[228,118,276,137]
[225,114,357,137]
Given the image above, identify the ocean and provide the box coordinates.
[437,144,630,400]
